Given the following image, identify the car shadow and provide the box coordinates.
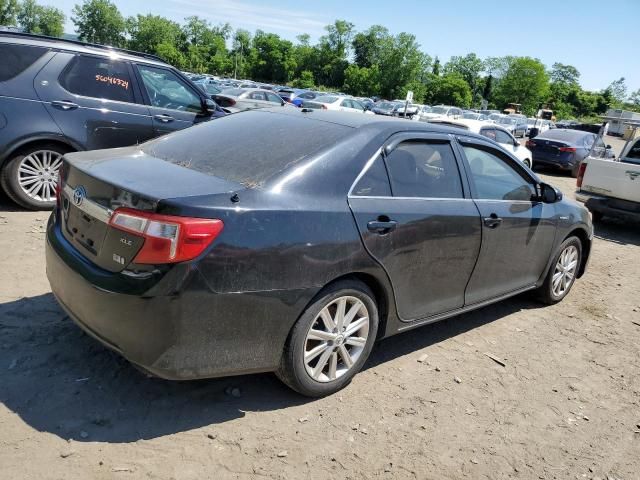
[0,191,22,212]
[593,218,640,246]
[0,291,542,443]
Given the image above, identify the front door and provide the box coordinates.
[349,135,482,321]
[134,64,211,136]
[34,53,154,150]
[457,138,557,304]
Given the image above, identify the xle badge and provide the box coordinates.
[113,253,125,265]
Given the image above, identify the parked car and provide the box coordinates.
[526,129,615,176]
[212,88,288,112]
[556,120,580,129]
[0,32,224,210]
[193,78,223,96]
[391,103,419,119]
[419,105,463,121]
[497,116,528,138]
[462,112,489,121]
[47,108,592,397]
[371,101,399,116]
[301,95,369,113]
[291,90,323,107]
[428,118,533,168]
[576,136,640,222]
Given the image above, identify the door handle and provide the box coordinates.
[51,100,78,111]
[367,218,397,235]
[153,114,174,123]
[483,213,503,229]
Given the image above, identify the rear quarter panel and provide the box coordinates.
[582,158,640,203]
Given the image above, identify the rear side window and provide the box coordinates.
[0,43,47,82]
[60,55,134,103]
[384,141,463,198]
[141,111,352,185]
[352,156,391,197]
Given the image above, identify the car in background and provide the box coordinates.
[292,90,323,107]
[392,103,419,119]
[527,118,554,136]
[212,88,288,112]
[462,112,489,121]
[428,118,533,168]
[371,101,399,116]
[302,95,370,114]
[526,129,615,176]
[556,120,580,129]
[47,108,592,398]
[193,78,223,96]
[0,31,224,210]
[419,105,463,122]
[576,136,640,222]
[497,116,528,138]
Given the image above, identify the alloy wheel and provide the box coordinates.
[17,150,63,203]
[303,296,370,383]
[552,245,579,297]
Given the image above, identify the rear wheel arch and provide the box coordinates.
[1,137,79,166]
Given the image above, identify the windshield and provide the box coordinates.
[462,112,479,119]
[314,95,339,103]
[221,88,244,97]
[377,102,395,109]
[430,106,449,114]
[498,117,516,125]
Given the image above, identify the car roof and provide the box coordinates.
[0,31,169,67]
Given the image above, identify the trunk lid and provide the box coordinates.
[59,147,238,273]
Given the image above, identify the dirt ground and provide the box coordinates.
[1,136,639,480]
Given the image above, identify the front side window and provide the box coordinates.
[60,55,134,103]
[480,128,496,141]
[495,130,513,144]
[384,141,463,198]
[246,91,267,101]
[266,92,283,103]
[137,65,202,113]
[0,44,48,82]
[462,145,534,201]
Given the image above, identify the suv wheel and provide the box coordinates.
[277,280,379,397]
[1,144,70,210]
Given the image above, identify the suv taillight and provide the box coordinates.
[525,140,536,148]
[576,162,588,189]
[109,208,224,264]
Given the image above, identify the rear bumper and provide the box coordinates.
[532,154,576,170]
[575,191,640,221]
[46,213,313,380]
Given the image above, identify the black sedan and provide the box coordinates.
[526,129,615,176]
[46,109,593,397]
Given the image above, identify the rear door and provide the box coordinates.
[34,53,154,150]
[349,134,482,321]
[456,137,557,304]
[134,63,210,136]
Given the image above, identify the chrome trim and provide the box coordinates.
[63,184,113,223]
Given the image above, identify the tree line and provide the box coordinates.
[2,0,639,119]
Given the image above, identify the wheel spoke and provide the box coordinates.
[305,342,329,363]
[319,307,336,331]
[342,301,362,331]
[334,297,347,330]
[345,336,366,348]
[19,176,40,186]
[338,345,354,369]
[312,347,334,380]
[344,316,368,337]
[50,156,63,171]
[307,329,336,341]
[566,260,578,272]
[328,352,337,380]
[19,164,40,175]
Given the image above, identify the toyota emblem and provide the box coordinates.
[73,186,86,206]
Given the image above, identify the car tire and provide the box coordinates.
[536,236,582,305]
[0,143,71,210]
[523,159,531,168]
[277,280,379,397]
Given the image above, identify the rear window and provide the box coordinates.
[0,43,48,82]
[537,129,586,143]
[141,112,353,185]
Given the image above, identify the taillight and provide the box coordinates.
[576,162,588,188]
[525,140,536,148]
[559,147,577,153]
[109,208,224,264]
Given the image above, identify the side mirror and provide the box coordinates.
[203,98,217,114]
[539,182,562,203]
[606,144,612,149]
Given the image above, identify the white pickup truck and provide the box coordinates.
[576,137,640,222]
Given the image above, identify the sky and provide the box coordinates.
[54,0,639,94]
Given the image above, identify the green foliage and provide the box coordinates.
[343,64,380,97]
[250,30,296,83]
[126,14,183,54]
[493,57,549,115]
[72,0,125,46]
[291,70,315,89]
[0,0,19,25]
[443,53,483,94]
[606,77,627,106]
[427,73,472,108]
[17,0,65,36]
